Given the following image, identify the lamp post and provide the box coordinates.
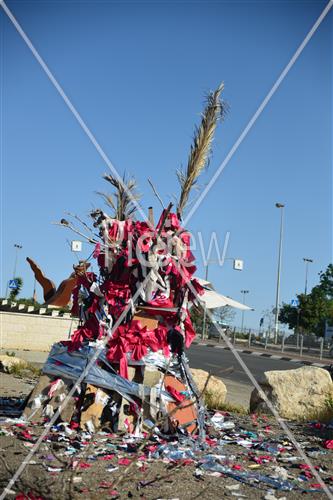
[240,290,249,332]
[13,244,23,279]
[274,203,285,344]
[303,258,313,295]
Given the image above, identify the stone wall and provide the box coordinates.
[0,311,78,351]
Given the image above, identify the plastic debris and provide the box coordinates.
[0,411,332,496]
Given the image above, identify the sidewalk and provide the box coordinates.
[0,348,47,366]
[192,339,333,367]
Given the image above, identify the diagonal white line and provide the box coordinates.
[0,0,149,224]
[183,0,333,227]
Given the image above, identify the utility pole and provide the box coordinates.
[303,258,313,295]
[274,203,285,344]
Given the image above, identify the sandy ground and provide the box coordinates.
[0,372,333,499]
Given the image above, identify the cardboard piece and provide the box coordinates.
[80,384,110,432]
[117,366,143,433]
[23,374,75,423]
[164,374,197,434]
[133,311,159,330]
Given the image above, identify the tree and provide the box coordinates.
[190,304,235,336]
[279,263,333,336]
[317,264,333,300]
[9,277,23,301]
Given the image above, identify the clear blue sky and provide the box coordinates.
[1,0,332,330]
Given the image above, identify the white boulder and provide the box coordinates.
[250,366,333,420]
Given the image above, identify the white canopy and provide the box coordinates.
[194,278,253,311]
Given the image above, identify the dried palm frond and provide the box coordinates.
[177,83,226,216]
[98,173,141,220]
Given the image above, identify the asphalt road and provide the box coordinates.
[188,344,301,387]
[5,346,302,388]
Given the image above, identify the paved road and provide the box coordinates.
[188,344,301,387]
[5,346,303,387]
[2,345,306,407]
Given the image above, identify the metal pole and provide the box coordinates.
[240,290,249,333]
[274,204,285,344]
[296,307,300,348]
[281,332,285,353]
[300,335,304,357]
[248,329,252,347]
[320,337,324,360]
[12,244,22,279]
[33,278,37,303]
[305,261,309,295]
[303,258,313,295]
[6,244,22,298]
[13,247,19,280]
[202,265,209,340]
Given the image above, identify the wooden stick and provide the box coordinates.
[148,206,155,226]
[157,202,173,236]
[148,178,165,209]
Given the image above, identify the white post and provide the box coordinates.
[320,337,324,360]
[281,333,285,353]
[300,335,304,357]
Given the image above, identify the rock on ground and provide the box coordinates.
[191,368,227,406]
[250,366,333,420]
[0,355,28,373]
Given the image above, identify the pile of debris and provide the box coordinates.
[23,84,230,437]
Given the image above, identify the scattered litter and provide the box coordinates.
[226,483,240,491]
[106,465,119,473]
[47,466,62,473]
[0,412,332,495]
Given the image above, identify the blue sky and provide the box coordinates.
[1,0,332,330]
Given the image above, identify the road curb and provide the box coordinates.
[191,342,332,370]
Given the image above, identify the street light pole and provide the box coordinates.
[303,258,313,295]
[13,244,23,280]
[240,290,249,332]
[274,203,285,344]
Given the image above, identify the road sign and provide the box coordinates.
[71,240,82,252]
[8,279,18,289]
[291,298,299,307]
[233,259,243,271]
